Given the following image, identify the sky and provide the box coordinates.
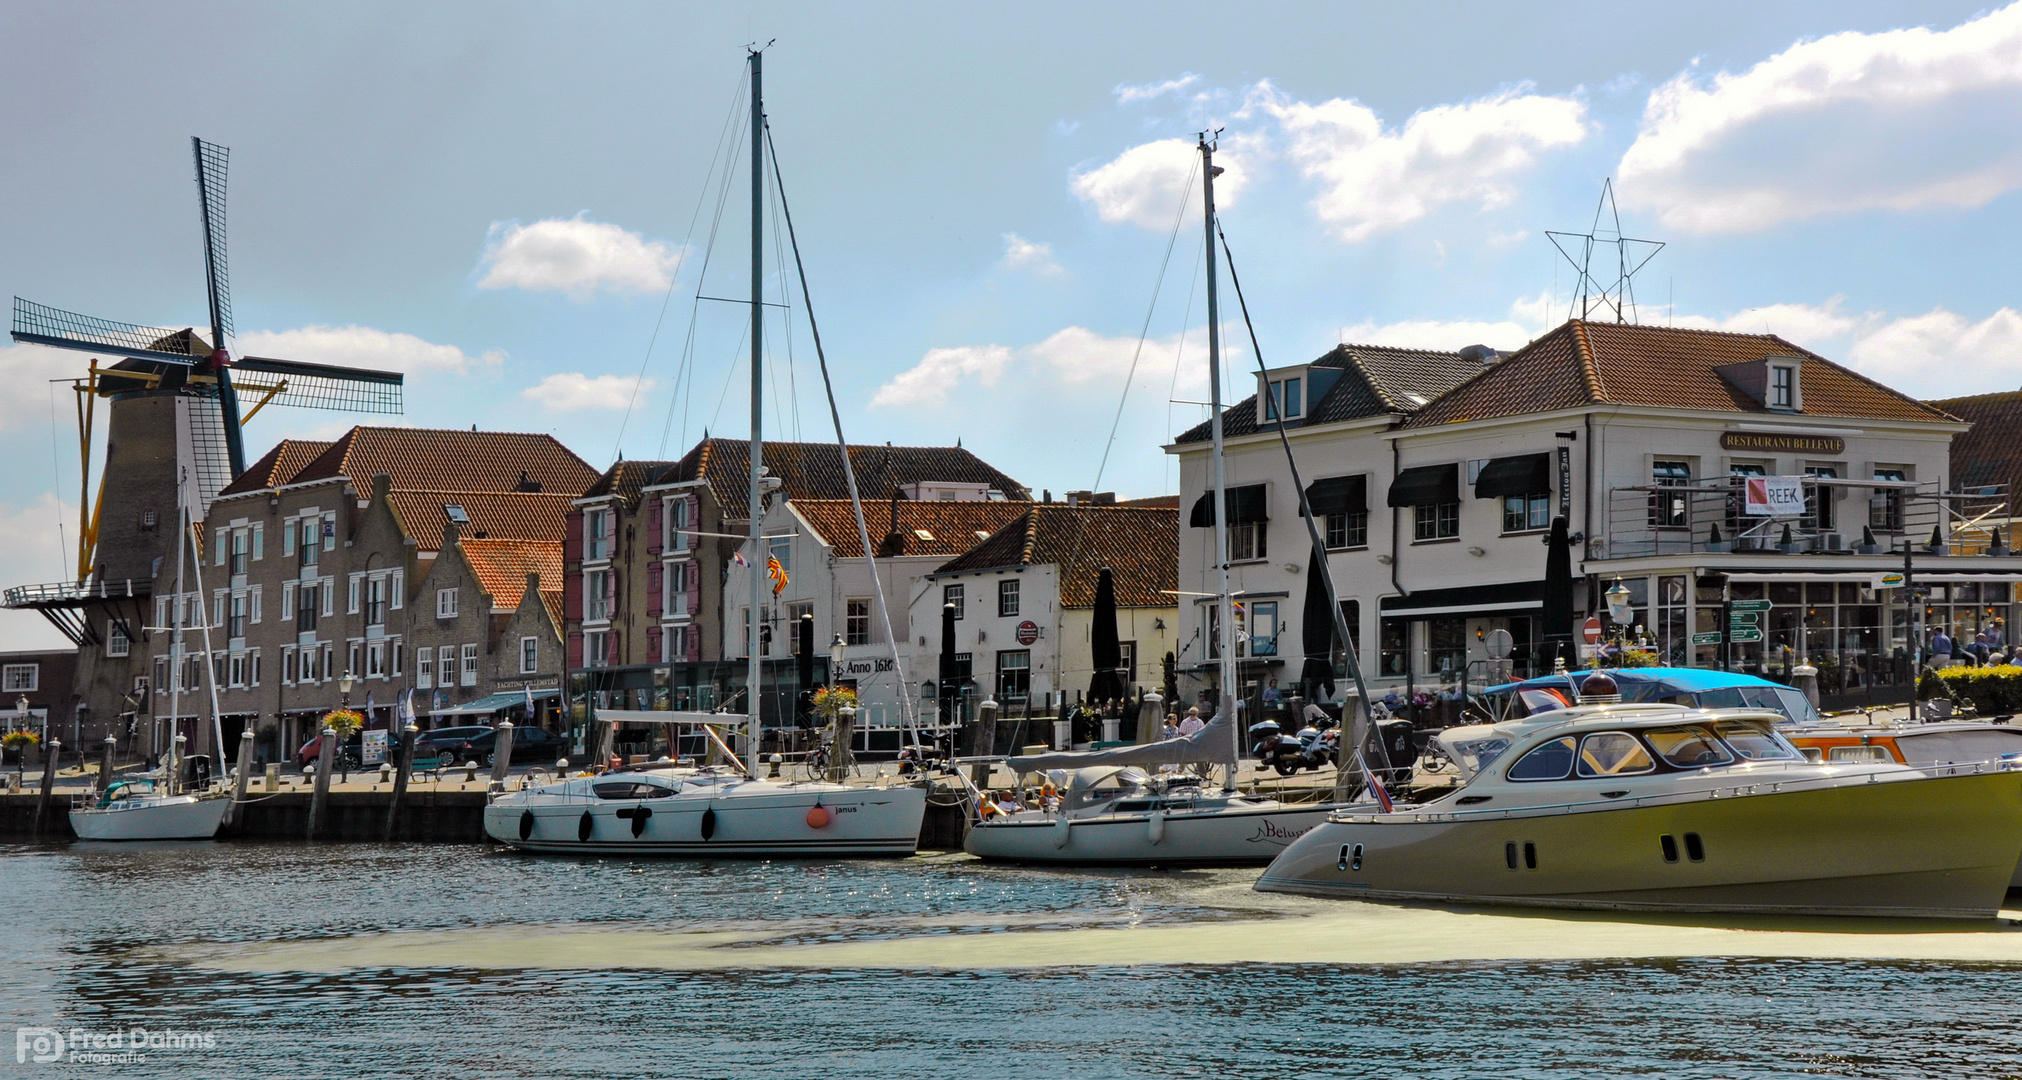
[1,0,2018,649]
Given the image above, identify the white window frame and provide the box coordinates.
[437,587,459,619]
[460,643,479,687]
[106,622,130,657]
[2,665,36,692]
[520,636,538,674]
[438,646,456,686]
[998,578,1020,618]
[416,648,434,690]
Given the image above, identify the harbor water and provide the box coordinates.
[6,841,2022,1078]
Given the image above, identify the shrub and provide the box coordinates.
[1938,665,2022,715]
[1916,668,1954,703]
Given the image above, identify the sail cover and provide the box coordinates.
[1006,711,1238,774]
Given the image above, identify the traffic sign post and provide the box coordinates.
[1730,599,1772,612]
[1581,616,1604,645]
[1690,631,1722,645]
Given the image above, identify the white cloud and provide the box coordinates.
[1070,138,1250,229]
[1619,4,2022,232]
[1115,74,1200,105]
[237,325,504,375]
[520,372,656,411]
[476,214,687,299]
[0,343,97,434]
[0,492,85,651]
[1001,232,1063,275]
[1248,80,1589,241]
[1666,297,1872,343]
[1843,307,2022,396]
[1340,293,1557,352]
[872,327,1222,410]
[1073,80,1588,241]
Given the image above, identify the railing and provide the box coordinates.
[3,577,147,607]
[1604,478,2009,560]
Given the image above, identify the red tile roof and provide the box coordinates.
[1404,320,1951,428]
[581,459,682,507]
[1176,343,1490,444]
[219,439,335,496]
[788,498,1032,559]
[661,438,1031,508]
[286,426,599,495]
[932,504,1178,609]
[457,538,563,614]
[1930,390,2022,499]
[388,491,576,550]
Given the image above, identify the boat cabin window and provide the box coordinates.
[1693,685,1821,725]
[1714,722,1801,761]
[1507,736,1578,781]
[1826,745,1893,763]
[1575,732,1655,777]
[594,781,679,799]
[1644,727,1735,769]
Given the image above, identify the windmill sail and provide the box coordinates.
[12,297,205,365]
[192,137,234,344]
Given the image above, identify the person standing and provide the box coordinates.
[1931,625,1954,668]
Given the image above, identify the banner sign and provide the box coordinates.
[1720,432,1845,454]
[1743,476,1805,516]
[362,729,389,765]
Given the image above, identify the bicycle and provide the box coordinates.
[802,734,834,781]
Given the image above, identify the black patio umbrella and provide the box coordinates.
[1299,547,1336,699]
[795,614,815,727]
[1542,516,1575,668]
[1088,567,1126,703]
[938,601,959,725]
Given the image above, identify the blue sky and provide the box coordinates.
[1,0,2017,648]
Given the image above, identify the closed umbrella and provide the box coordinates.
[938,601,959,726]
[1542,516,1575,669]
[1088,567,1125,703]
[1299,547,1336,699]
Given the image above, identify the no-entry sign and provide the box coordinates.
[1581,616,1604,644]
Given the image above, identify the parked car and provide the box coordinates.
[414,726,494,763]
[295,733,363,770]
[465,725,568,766]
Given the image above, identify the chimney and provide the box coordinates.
[526,571,541,599]
[516,469,543,493]
[372,472,392,504]
[442,521,460,552]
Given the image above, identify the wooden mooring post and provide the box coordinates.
[306,728,335,841]
[31,739,60,837]
[223,729,255,828]
[384,722,417,842]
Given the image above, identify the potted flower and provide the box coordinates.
[2,729,37,769]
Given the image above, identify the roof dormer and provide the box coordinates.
[1714,354,1804,413]
[1257,364,1342,425]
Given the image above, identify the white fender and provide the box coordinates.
[1147,809,1166,845]
[1052,815,1071,849]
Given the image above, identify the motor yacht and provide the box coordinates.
[1256,701,2022,918]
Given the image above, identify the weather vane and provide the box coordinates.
[1547,179,1664,324]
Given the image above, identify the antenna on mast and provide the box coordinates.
[1545,179,1664,324]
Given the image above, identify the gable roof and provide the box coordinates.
[387,491,576,551]
[1929,390,2022,499]
[456,538,563,623]
[1404,320,1953,429]
[659,438,1031,509]
[789,498,1032,559]
[284,426,599,495]
[219,439,335,497]
[1174,343,1486,444]
[581,459,682,507]
[932,504,1178,608]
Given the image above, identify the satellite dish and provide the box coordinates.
[1485,629,1514,659]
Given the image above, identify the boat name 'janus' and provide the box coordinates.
[1247,820,1315,844]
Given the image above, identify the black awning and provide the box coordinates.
[1386,463,1459,508]
[1301,475,1367,517]
[1188,484,1268,527]
[1474,453,1552,499]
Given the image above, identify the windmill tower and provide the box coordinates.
[5,138,403,744]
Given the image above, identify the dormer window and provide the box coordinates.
[1770,364,1796,410]
[1713,355,1804,413]
[1263,376,1303,421]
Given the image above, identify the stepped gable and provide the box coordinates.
[663,438,1031,508]
[1403,320,1953,428]
[218,439,335,496]
[387,491,575,551]
[1929,390,2022,499]
[789,498,1031,559]
[1175,343,1485,444]
[285,426,600,495]
[933,503,1178,609]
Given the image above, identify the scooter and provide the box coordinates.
[1250,719,1334,776]
[1295,716,1341,770]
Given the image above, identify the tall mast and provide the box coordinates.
[745,47,766,777]
[168,470,188,793]
[1201,133,1238,792]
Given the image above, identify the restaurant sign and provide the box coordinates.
[1719,431,1845,455]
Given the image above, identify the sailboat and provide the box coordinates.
[71,470,232,841]
[964,133,1343,866]
[484,48,927,858]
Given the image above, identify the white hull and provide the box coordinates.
[69,794,230,841]
[965,800,1335,866]
[485,772,928,858]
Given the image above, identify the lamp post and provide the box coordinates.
[338,672,355,709]
[827,632,845,692]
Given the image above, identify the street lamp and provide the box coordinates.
[828,632,845,689]
[338,672,355,708]
[1605,579,1634,625]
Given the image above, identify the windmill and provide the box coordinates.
[10,137,403,590]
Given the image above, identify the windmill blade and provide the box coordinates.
[11,297,202,365]
[192,137,233,345]
[233,355,404,413]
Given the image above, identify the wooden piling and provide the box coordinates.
[224,729,254,828]
[488,721,515,791]
[97,735,117,793]
[32,739,60,837]
[307,728,335,841]
[384,722,417,842]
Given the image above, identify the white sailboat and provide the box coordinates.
[71,469,231,841]
[965,133,1353,866]
[485,48,928,858]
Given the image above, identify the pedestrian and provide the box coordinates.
[1161,714,1179,740]
[1262,679,1281,713]
[1177,707,1204,738]
[1992,619,2009,650]
[1973,632,1994,665]
[1932,625,1954,667]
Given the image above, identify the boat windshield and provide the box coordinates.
[1644,727,1735,769]
[1694,685,1821,725]
[1714,722,1802,761]
[1576,732,1656,777]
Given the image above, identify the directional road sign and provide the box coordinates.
[1690,631,1723,645]
[1730,599,1772,612]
